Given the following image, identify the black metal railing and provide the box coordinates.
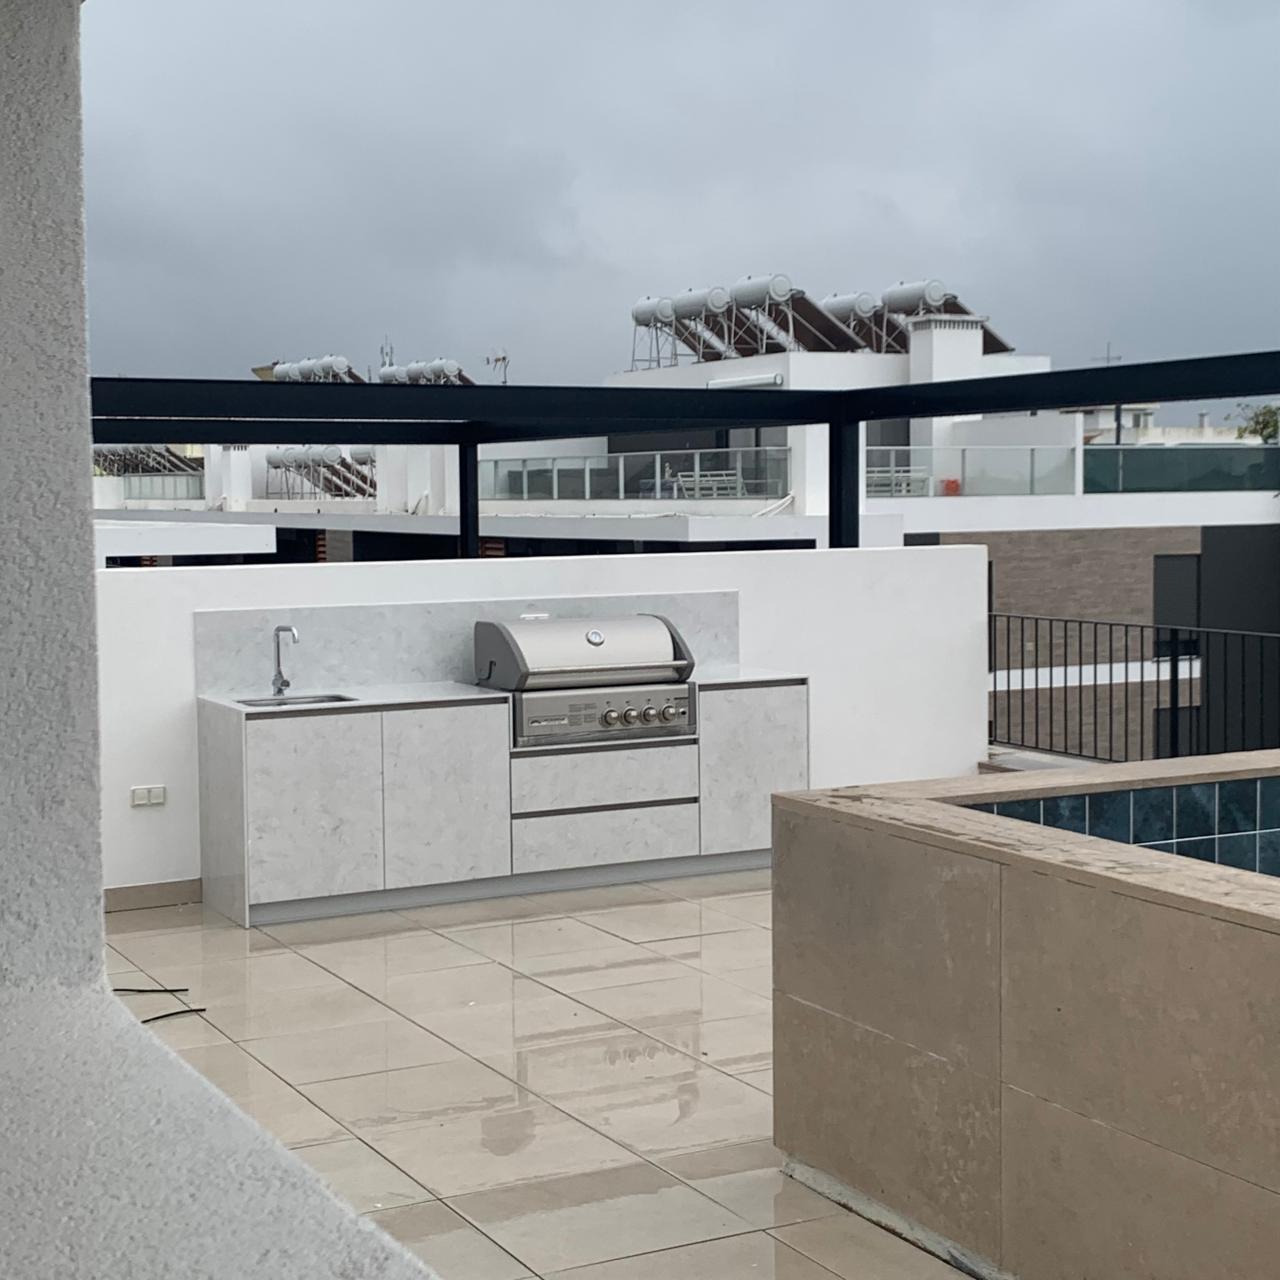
[990,613,1280,762]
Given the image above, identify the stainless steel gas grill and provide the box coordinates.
[474,614,697,748]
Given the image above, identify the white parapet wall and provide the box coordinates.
[96,546,988,890]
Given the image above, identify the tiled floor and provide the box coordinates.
[107,870,962,1278]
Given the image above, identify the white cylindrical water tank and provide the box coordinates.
[298,357,320,381]
[266,449,285,467]
[378,364,408,384]
[882,280,946,314]
[405,361,430,383]
[631,296,676,327]
[426,357,462,381]
[821,292,878,323]
[672,286,732,320]
[273,362,300,382]
[731,273,793,309]
[329,355,350,378]
[348,445,375,465]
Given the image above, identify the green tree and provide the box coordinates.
[1236,402,1280,443]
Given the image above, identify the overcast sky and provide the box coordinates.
[81,1,1280,387]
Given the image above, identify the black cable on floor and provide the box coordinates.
[140,1007,208,1025]
[113,986,190,995]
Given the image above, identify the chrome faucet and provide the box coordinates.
[272,625,299,697]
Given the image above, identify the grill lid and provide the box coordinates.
[475,614,694,691]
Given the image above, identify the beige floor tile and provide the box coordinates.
[180,1042,348,1147]
[448,1162,751,1274]
[262,910,421,946]
[411,984,622,1061]
[719,964,774,997]
[517,944,692,994]
[117,988,187,1022]
[773,1211,964,1278]
[146,951,345,1004]
[378,961,535,1018]
[542,1230,841,1279]
[486,1028,774,1159]
[294,1137,433,1213]
[578,900,753,944]
[648,928,773,974]
[147,1012,232,1051]
[644,1014,773,1076]
[104,903,235,938]
[575,973,770,1028]
[738,1068,773,1094]
[104,946,133,974]
[297,931,491,997]
[198,982,390,1042]
[368,1201,534,1280]
[445,917,624,965]
[398,897,561,930]
[107,968,158,991]
[243,1017,460,1085]
[701,891,772,927]
[520,883,679,914]
[304,1057,635,1196]
[660,1142,840,1229]
[109,925,283,970]
[645,869,772,900]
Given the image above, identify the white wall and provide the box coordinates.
[96,546,988,888]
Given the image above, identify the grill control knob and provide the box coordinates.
[641,706,659,724]
[622,707,641,726]
[601,709,621,727]
[660,704,679,722]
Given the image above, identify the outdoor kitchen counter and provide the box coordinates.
[198,681,508,716]
[693,665,806,688]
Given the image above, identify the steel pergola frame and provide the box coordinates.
[90,349,1280,556]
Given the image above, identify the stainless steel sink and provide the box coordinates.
[238,694,358,708]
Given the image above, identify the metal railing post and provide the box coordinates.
[1169,629,1181,757]
[1028,447,1037,495]
[654,452,661,499]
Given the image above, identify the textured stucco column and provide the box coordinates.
[0,5,432,1275]
[0,0,102,984]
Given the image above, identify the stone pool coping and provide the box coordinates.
[775,748,1280,940]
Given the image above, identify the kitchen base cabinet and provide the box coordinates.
[383,703,512,887]
[512,801,699,875]
[698,682,809,855]
[245,712,384,905]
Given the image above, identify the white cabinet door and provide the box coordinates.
[698,683,809,855]
[383,702,512,888]
[245,712,384,905]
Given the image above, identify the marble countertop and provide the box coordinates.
[694,665,807,688]
[200,681,509,717]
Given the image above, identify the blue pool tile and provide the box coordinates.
[1261,778,1280,830]
[1258,830,1280,877]
[1218,779,1259,835]
[1087,790,1132,843]
[1042,794,1086,834]
[1177,836,1218,862]
[996,798,1042,824]
[1131,787,1175,844]
[971,803,995,814]
[1217,832,1259,872]
[1174,784,1216,839]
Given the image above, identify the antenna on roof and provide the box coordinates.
[485,350,510,385]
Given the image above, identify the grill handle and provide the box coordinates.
[528,658,694,677]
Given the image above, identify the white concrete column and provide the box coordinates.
[0,0,101,983]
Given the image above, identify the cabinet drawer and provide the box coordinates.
[512,801,699,874]
[511,743,698,815]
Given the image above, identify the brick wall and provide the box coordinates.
[941,526,1202,624]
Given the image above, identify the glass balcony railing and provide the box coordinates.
[479,446,791,501]
[121,472,205,500]
[865,446,1076,498]
[1083,445,1280,493]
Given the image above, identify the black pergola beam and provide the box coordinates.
[840,349,1280,423]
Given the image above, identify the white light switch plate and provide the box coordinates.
[131,786,166,807]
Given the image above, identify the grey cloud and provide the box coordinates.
[82,0,1280,385]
